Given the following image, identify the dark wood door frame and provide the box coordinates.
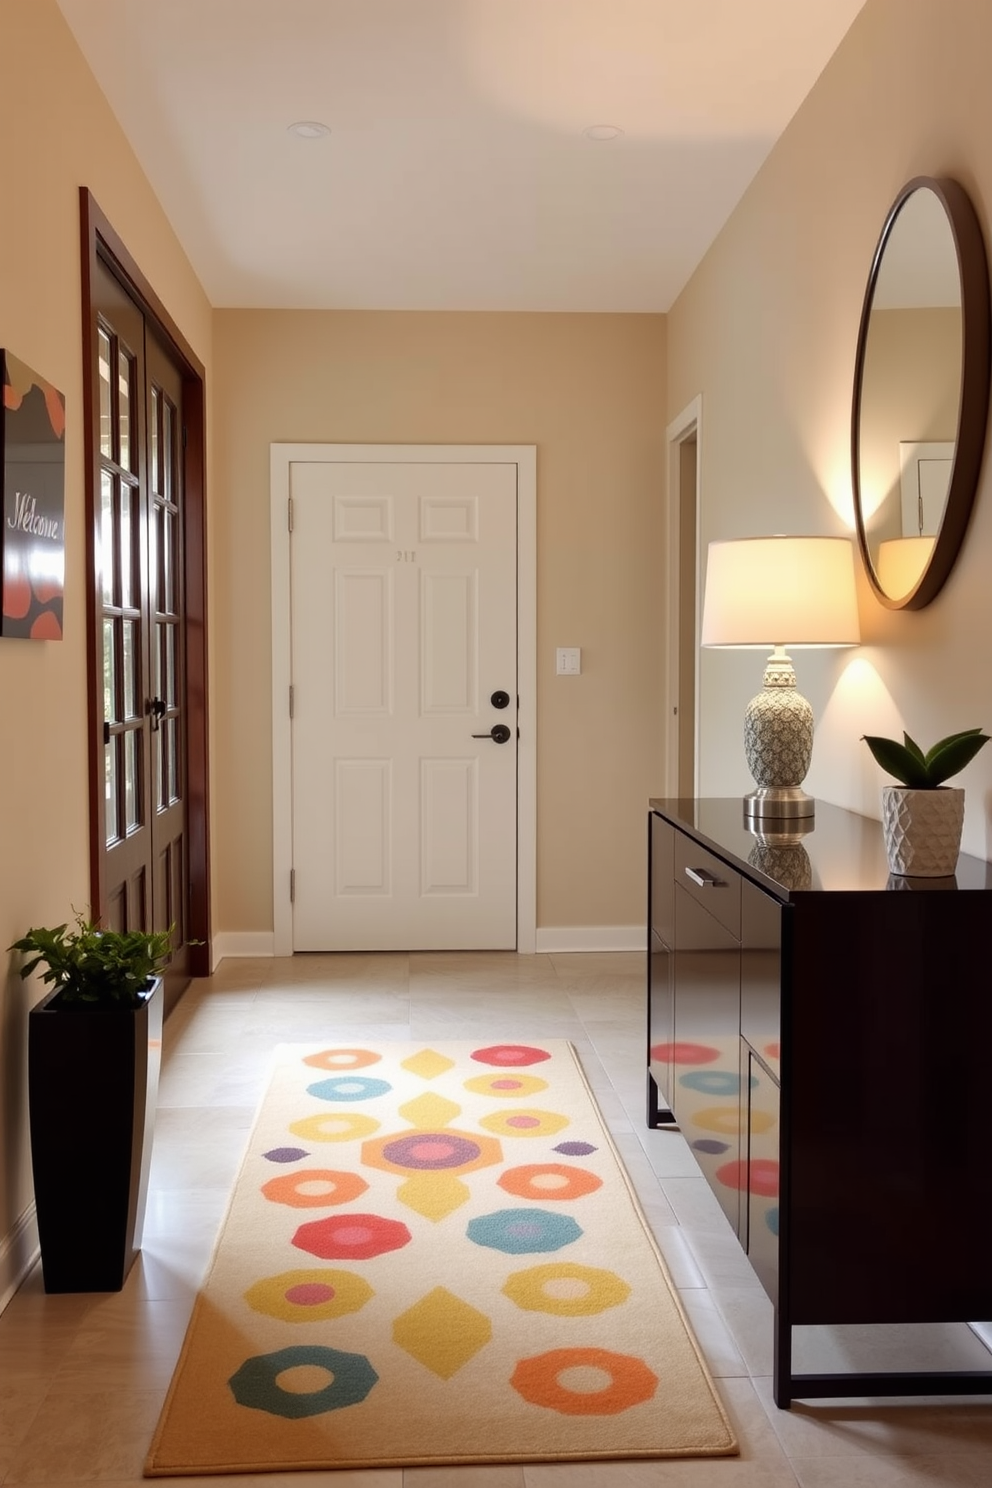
[79,188,211,978]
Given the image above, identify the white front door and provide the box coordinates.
[289,459,519,951]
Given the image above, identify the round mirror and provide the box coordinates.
[852,177,991,609]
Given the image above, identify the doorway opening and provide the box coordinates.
[665,397,703,799]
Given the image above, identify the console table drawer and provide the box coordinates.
[673,832,741,938]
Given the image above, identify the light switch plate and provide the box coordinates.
[556,647,581,675]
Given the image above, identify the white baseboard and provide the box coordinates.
[0,1204,39,1314]
[209,928,645,966]
[211,931,275,970]
[534,925,645,953]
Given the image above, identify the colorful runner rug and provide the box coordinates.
[146,1040,736,1475]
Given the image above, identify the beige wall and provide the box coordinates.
[212,310,668,936]
[0,1,212,1282]
[668,0,992,859]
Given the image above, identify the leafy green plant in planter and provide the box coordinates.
[861,727,990,788]
[10,915,172,1006]
[9,914,174,1292]
[862,727,990,878]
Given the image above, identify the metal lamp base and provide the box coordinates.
[744,787,815,821]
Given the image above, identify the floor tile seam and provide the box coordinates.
[0,1378,54,1452]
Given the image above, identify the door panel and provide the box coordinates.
[147,331,188,954]
[91,256,190,992]
[290,460,518,950]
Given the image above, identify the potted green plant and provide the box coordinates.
[861,727,990,876]
[10,914,173,1292]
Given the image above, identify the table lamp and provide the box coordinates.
[701,535,861,821]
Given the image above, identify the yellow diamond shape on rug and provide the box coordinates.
[396,1172,471,1220]
[401,1048,456,1080]
[393,1287,493,1378]
[398,1092,461,1129]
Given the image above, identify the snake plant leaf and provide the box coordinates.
[861,735,930,787]
[924,730,990,785]
[903,734,927,769]
[922,728,985,766]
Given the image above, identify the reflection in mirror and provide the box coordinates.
[852,177,991,610]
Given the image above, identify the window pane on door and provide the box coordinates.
[164,624,175,706]
[103,617,117,722]
[105,740,119,846]
[160,506,174,613]
[124,729,140,833]
[119,348,133,471]
[120,486,134,609]
[163,399,173,499]
[122,619,137,719]
[164,717,177,805]
[101,473,115,605]
[150,386,160,493]
[98,328,113,460]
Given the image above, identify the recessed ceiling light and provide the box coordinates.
[288,121,331,140]
[582,124,624,142]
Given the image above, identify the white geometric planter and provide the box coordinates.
[881,785,965,877]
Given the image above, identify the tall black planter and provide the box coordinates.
[28,977,162,1292]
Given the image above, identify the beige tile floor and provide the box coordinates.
[2,950,991,1488]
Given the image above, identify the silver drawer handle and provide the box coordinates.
[685,866,721,888]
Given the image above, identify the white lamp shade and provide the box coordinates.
[701,536,861,647]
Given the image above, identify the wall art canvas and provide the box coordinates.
[1,350,66,640]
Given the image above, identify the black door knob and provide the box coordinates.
[490,690,510,709]
[471,724,512,743]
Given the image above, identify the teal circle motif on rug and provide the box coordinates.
[679,1069,756,1096]
[306,1076,392,1101]
[228,1345,379,1418]
[467,1208,582,1254]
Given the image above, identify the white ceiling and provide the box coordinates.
[56,0,867,312]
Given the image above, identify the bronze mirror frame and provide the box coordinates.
[852,175,991,610]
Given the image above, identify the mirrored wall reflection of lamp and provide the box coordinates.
[701,536,861,821]
[876,535,936,600]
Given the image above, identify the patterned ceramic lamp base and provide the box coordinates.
[743,648,815,820]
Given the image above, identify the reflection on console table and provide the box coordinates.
[647,797,992,1408]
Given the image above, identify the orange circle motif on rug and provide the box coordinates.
[303,1048,382,1071]
[498,1163,602,1201]
[261,1169,369,1208]
[511,1347,659,1415]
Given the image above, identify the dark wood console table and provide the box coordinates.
[647,797,992,1408]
